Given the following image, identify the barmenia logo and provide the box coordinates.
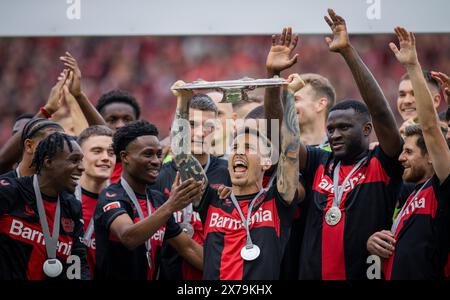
[208,208,273,230]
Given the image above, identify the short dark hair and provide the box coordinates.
[190,94,218,115]
[329,100,371,121]
[300,73,336,113]
[77,125,114,147]
[446,106,450,123]
[404,124,448,155]
[30,132,76,175]
[244,105,265,119]
[96,90,141,120]
[21,118,64,151]
[401,70,440,94]
[113,120,159,157]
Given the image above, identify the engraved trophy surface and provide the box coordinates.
[173,76,288,103]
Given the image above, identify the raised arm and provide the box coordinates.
[264,27,299,140]
[324,9,402,158]
[0,72,67,173]
[170,81,208,205]
[110,173,203,250]
[63,85,89,136]
[390,27,450,183]
[276,74,303,203]
[60,52,106,126]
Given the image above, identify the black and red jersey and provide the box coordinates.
[196,183,298,280]
[299,145,403,280]
[152,156,231,280]
[94,181,182,280]
[79,188,98,278]
[0,176,89,280]
[385,174,450,280]
[109,162,122,184]
[0,169,18,180]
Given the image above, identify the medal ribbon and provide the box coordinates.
[331,157,367,210]
[229,189,266,250]
[33,175,61,260]
[391,177,431,234]
[120,178,152,258]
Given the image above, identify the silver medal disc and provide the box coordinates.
[240,244,260,261]
[43,258,63,278]
[180,223,194,238]
[325,206,342,226]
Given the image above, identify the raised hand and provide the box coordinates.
[389,27,418,66]
[168,172,204,212]
[45,69,69,115]
[431,71,450,105]
[324,9,350,53]
[266,27,299,75]
[170,80,194,99]
[60,51,82,98]
[286,73,305,94]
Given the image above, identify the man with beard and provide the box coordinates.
[367,27,450,280]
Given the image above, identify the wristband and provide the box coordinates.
[39,107,52,119]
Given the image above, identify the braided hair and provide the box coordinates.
[20,118,64,152]
[30,132,76,175]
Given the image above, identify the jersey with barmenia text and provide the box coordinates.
[196,183,297,280]
[299,145,403,280]
[385,174,450,279]
[0,176,89,280]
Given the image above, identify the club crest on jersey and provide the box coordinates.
[61,218,75,233]
[103,201,120,212]
[24,204,35,216]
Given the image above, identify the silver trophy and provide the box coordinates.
[173,76,288,103]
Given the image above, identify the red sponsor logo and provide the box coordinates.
[106,192,117,198]
[0,179,10,186]
[103,201,120,212]
[61,218,75,233]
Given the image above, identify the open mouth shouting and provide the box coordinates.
[232,157,248,177]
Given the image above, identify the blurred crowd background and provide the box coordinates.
[0,33,449,144]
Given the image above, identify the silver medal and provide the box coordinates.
[240,244,260,261]
[43,258,63,278]
[180,222,194,238]
[325,206,342,226]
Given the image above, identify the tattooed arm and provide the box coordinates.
[277,74,303,204]
[324,9,402,158]
[170,81,208,206]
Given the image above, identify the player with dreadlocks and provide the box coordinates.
[0,132,89,279]
[1,118,64,179]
